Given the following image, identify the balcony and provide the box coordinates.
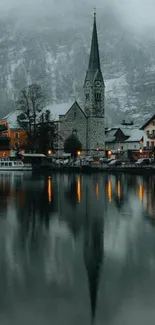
[0,124,8,133]
[147,133,155,139]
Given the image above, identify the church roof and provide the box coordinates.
[41,101,74,121]
[84,13,104,85]
[88,13,101,71]
[42,101,86,121]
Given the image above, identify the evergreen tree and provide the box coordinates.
[64,134,82,158]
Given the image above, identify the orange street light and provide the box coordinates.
[48,149,52,155]
[139,148,143,154]
[77,151,81,156]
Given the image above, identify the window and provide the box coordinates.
[14,132,19,139]
[86,93,90,101]
[121,146,123,150]
[72,129,77,136]
[153,130,155,136]
[147,141,149,147]
[95,93,101,101]
[14,142,19,148]
[147,130,150,136]
[151,141,154,147]
[153,121,155,125]
[134,145,136,149]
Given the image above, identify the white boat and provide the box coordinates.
[0,159,32,171]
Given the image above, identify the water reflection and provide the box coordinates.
[48,176,52,204]
[84,184,103,324]
[1,173,155,324]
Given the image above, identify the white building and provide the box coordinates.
[105,125,148,158]
[140,115,155,148]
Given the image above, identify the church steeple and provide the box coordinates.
[88,11,101,72]
[84,12,105,117]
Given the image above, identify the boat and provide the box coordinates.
[0,159,32,171]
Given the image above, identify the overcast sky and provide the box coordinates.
[0,0,155,32]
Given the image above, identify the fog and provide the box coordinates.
[0,0,155,33]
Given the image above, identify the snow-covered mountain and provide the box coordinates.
[0,1,155,125]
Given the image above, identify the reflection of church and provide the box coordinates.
[58,13,105,155]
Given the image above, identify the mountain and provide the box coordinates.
[0,3,155,126]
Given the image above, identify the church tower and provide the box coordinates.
[84,12,105,154]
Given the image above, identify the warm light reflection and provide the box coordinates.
[138,183,143,201]
[117,180,121,199]
[77,176,82,203]
[48,176,52,203]
[96,183,99,198]
[107,180,112,203]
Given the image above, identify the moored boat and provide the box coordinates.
[0,159,32,171]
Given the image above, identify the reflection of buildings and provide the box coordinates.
[141,177,155,220]
[105,174,128,210]
[105,174,155,220]
[83,182,104,325]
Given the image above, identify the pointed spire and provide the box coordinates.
[88,11,101,71]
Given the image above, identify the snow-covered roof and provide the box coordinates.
[2,108,23,129]
[125,129,146,142]
[1,101,76,128]
[41,101,75,121]
[105,127,147,143]
[105,136,115,143]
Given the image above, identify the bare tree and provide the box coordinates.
[17,83,46,152]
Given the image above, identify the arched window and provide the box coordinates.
[72,129,77,136]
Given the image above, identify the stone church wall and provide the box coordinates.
[87,117,105,154]
[58,102,87,153]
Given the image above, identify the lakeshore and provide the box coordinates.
[35,163,155,175]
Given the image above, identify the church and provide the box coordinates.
[57,12,105,156]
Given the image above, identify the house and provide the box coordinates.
[105,125,148,159]
[0,108,27,157]
[140,115,155,148]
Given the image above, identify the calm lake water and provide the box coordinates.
[0,171,155,325]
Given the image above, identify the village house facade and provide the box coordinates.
[105,123,149,159]
[0,109,27,157]
[140,115,155,148]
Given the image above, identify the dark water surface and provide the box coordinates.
[0,172,155,325]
